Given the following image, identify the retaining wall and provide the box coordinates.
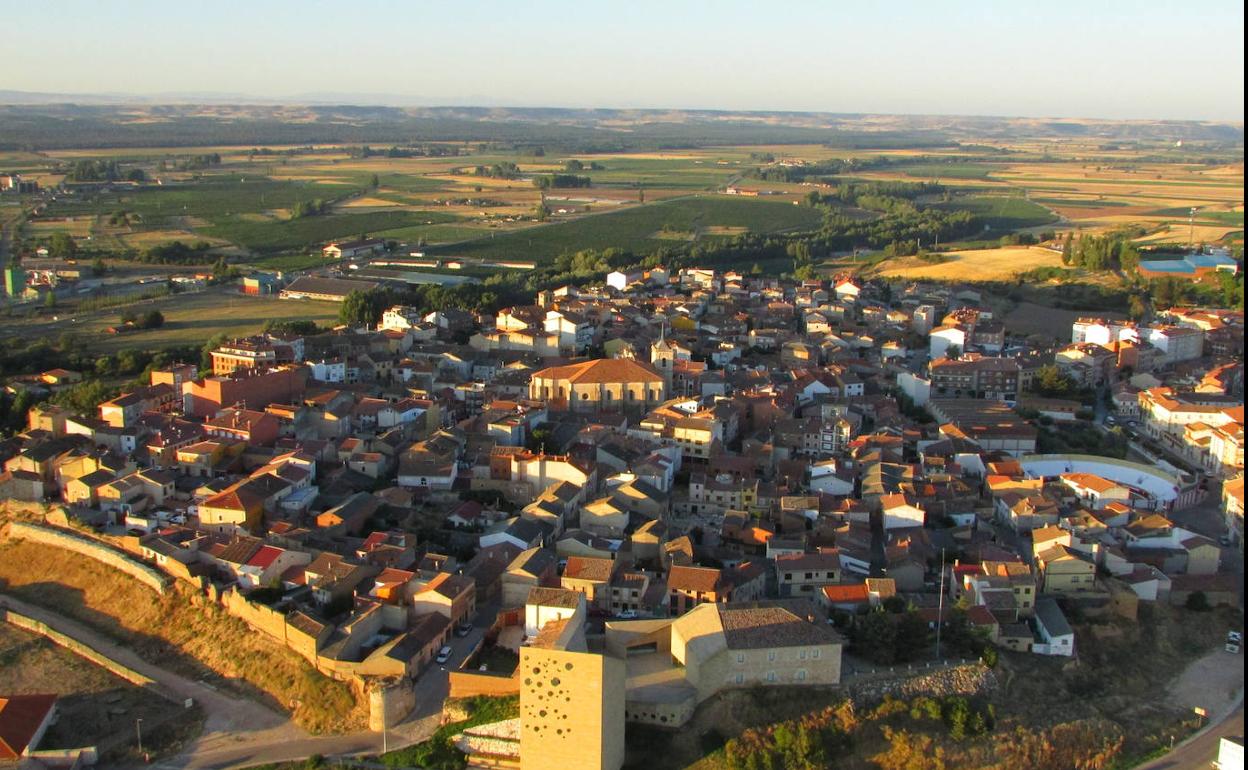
[0,601,171,699]
[448,670,521,699]
[7,521,171,594]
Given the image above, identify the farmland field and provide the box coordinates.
[876,245,1066,281]
[431,195,825,261]
[11,288,342,355]
[202,209,461,252]
[931,195,1059,232]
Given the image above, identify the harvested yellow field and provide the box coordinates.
[339,196,403,208]
[119,229,228,249]
[877,246,1066,280]
[27,218,94,237]
[1134,224,1242,244]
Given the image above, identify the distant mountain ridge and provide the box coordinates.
[0,96,1241,150]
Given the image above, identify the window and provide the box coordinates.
[767,650,776,662]
[766,671,777,682]
[795,669,806,681]
[735,673,744,684]
[736,653,745,664]
[799,650,807,660]
[812,649,820,659]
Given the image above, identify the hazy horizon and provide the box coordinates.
[4,0,1245,122]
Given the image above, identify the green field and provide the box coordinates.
[891,162,1000,180]
[203,209,461,252]
[370,223,501,244]
[1033,197,1131,208]
[432,196,824,261]
[46,177,348,226]
[936,195,1059,231]
[1149,207,1244,226]
[15,289,342,354]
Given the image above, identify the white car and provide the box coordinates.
[436,646,453,664]
[615,611,639,620]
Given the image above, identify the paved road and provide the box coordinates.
[157,601,501,770]
[0,591,501,769]
[1136,697,1243,770]
[0,594,294,736]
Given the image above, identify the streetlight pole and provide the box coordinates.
[935,548,946,659]
[136,717,143,756]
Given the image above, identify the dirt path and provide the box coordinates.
[0,594,305,761]
[1166,644,1244,719]
[0,592,456,769]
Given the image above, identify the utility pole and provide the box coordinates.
[1189,207,1197,251]
[935,548,946,659]
[136,717,144,757]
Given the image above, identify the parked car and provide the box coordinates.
[615,610,639,620]
[436,646,453,664]
[455,622,473,637]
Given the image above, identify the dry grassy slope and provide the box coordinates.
[0,624,194,754]
[0,539,364,733]
[674,605,1240,770]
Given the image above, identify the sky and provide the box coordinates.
[4,0,1244,121]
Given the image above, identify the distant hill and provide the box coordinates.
[0,97,1241,150]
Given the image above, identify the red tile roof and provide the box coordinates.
[0,694,57,759]
[822,583,870,604]
[246,545,284,570]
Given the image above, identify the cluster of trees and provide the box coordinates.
[262,319,322,336]
[1153,270,1244,310]
[338,280,518,330]
[120,309,165,329]
[874,694,995,741]
[291,199,332,219]
[746,156,894,183]
[723,702,857,770]
[107,209,136,226]
[46,232,77,259]
[532,174,591,189]
[181,153,222,171]
[1060,232,1142,272]
[1030,364,1077,398]
[998,229,1056,247]
[137,240,215,265]
[846,602,933,665]
[473,162,521,180]
[989,720,1125,770]
[552,247,628,277]
[0,336,203,436]
[338,289,392,328]
[346,144,462,158]
[67,159,123,182]
[562,159,603,171]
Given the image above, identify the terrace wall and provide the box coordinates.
[7,521,171,594]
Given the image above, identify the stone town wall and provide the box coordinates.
[7,521,170,594]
